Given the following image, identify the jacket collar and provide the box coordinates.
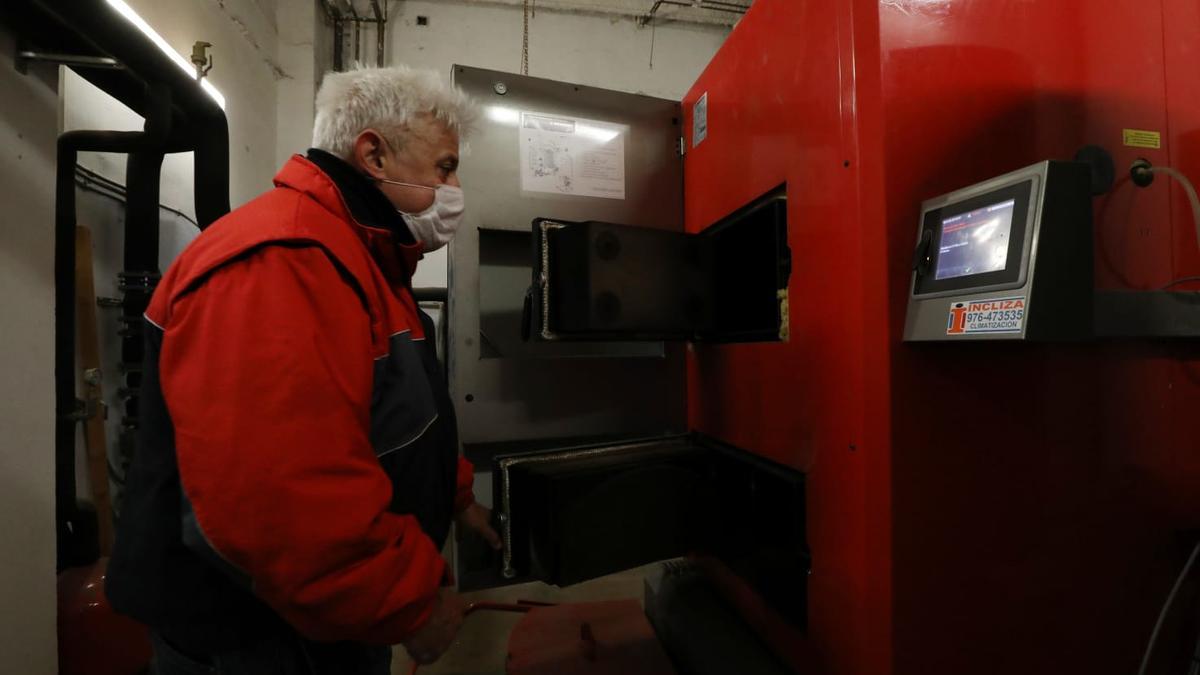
[273,151,424,284]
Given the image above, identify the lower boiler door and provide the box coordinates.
[487,434,810,629]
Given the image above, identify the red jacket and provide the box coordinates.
[108,153,474,651]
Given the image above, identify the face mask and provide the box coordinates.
[375,177,465,253]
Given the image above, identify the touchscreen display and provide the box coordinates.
[935,198,1016,280]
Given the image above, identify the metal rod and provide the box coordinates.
[333,18,343,71]
[646,0,748,20]
[18,50,123,70]
[369,0,385,66]
[700,0,751,9]
[317,0,340,20]
[412,287,449,303]
[344,0,361,65]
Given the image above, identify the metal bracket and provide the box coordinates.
[15,44,122,74]
[68,396,106,422]
[118,270,161,294]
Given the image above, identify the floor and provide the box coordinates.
[391,564,661,675]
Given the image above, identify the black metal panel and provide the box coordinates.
[531,186,790,342]
[1025,161,1093,341]
[488,433,810,627]
[545,223,709,339]
[509,438,710,585]
[1094,291,1200,338]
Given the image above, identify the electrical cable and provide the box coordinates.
[1137,540,1200,675]
[1152,165,1200,257]
[74,164,201,229]
[1133,162,1200,290]
[1160,276,1200,291]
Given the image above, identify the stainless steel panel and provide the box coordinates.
[449,65,686,446]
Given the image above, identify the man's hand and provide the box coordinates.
[456,503,502,550]
[402,589,467,665]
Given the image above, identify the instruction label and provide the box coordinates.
[519,112,627,200]
[946,296,1026,335]
[1123,128,1161,149]
[693,92,708,148]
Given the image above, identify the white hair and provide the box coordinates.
[311,64,478,159]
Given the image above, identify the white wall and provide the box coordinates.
[62,0,286,510]
[0,25,60,675]
[0,3,283,667]
[387,0,729,100]
[277,0,329,169]
[67,0,284,217]
[396,0,729,287]
[286,0,730,288]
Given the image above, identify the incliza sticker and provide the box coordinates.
[947,296,1026,335]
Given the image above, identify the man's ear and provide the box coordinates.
[351,129,388,178]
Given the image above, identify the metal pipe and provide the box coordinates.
[344,0,361,65]
[17,50,122,71]
[369,0,385,66]
[333,17,344,71]
[699,0,751,8]
[412,287,449,303]
[119,88,171,489]
[646,0,748,21]
[55,130,155,570]
[317,0,340,20]
[192,106,230,228]
[20,0,231,225]
[22,0,231,568]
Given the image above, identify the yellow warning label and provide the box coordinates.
[1123,129,1161,149]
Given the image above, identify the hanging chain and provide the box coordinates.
[521,0,530,75]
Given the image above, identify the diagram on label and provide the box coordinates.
[519,112,627,200]
[528,138,574,193]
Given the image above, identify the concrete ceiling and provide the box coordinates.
[364,0,754,27]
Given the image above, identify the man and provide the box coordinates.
[107,65,500,674]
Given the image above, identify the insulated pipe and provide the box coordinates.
[17,0,229,569]
[56,85,172,570]
[56,129,160,570]
[26,0,230,225]
[191,107,230,227]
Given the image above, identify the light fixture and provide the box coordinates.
[486,105,522,125]
[104,0,227,110]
